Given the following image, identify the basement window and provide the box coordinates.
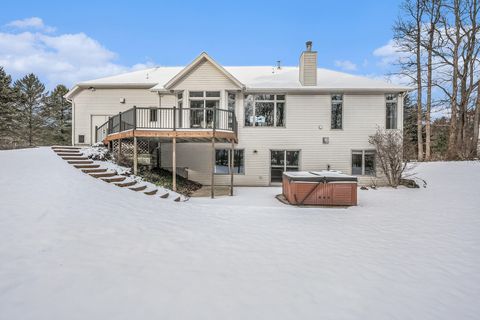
[78,135,85,143]
[352,150,376,176]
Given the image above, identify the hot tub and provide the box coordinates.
[282,171,358,206]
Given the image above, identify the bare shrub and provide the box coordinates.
[369,128,410,187]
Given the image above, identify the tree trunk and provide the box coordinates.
[473,84,480,157]
[416,0,424,161]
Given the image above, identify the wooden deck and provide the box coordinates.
[103,129,237,143]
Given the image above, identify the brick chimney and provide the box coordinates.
[299,41,317,86]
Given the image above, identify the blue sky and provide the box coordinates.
[0,0,403,88]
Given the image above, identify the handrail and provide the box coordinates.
[95,106,237,143]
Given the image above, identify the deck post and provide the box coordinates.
[133,136,138,175]
[230,139,234,196]
[117,138,122,163]
[172,137,177,192]
[211,136,215,199]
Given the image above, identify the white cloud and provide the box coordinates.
[0,19,154,89]
[334,60,357,71]
[372,39,409,67]
[5,17,56,33]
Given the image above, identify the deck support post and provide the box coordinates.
[211,136,215,199]
[172,137,177,192]
[133,136,138,175]
[117,138,122,164]
[230,139,234,196]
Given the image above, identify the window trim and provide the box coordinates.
[351,149,376,176]
[214,148,245,175]
[244,94,286,128]
[330,93,343,130]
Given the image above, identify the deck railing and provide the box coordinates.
[95,106,237,143]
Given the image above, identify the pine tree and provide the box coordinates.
[41,85,72,145]
[14,74,46,146]
[0,67,19,148]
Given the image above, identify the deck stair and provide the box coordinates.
[53,147,181,201]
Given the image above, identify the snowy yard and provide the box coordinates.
[0,147,479,320]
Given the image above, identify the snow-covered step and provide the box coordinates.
[68,160,94,165]
[55,150,82,154]
[61,156,88,160]
[51,146,81,150]
[144,189,158,196]
[82,168,107,174]
[89,171,117,178]
[159,192,169,199]
[102,176,126,183]
[129,185,147,192]
[74,164,100,169]
[115,180,137,187]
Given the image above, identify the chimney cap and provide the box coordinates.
[306,41,313,51]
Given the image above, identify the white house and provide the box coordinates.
[66,42,410,188]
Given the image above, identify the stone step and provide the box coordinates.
[115,180,137,187]
[68,160,94,165]
[89,172,117,178]
[54,149,80,153]
[62,156,88,161]
[102,176,126,183]
[52,146,81,150]
[82,168,107,174]
[57,152,83,157]
[129,185,147,192]
[160,192,169,199]
[144,189,158,196]
[74,164,100,169]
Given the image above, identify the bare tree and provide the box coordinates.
[422,0,442,160]
[394,0,425,161]
[369,128,409,187]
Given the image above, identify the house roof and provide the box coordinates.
[65,53,411,99]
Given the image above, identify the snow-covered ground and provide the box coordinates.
[0,147,479,320]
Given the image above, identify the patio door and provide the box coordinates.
[270,150,300,183]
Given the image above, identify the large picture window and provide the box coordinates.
[215,149,245,174]
[270,150,300,183]
[386,94,398,129]
[331,94,343,129]
[189,91,220,129]
[244,94,285,127]
[352,150,376,176]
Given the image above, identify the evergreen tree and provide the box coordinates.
[14,74,46,146]
[41,85,71,145]
[0,67,19,148]
[403,94,419,160]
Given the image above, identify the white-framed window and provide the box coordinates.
[177,92,184,127]
[331,94,343,129]
[189,91,220,128]
[227,91,236,129]
[244,94,285,127]
[215,149,245,175]
[386,94,398,129]
[270,150,300,183]
[352,150,376,176]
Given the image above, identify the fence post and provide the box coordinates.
[133,106,137,130]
